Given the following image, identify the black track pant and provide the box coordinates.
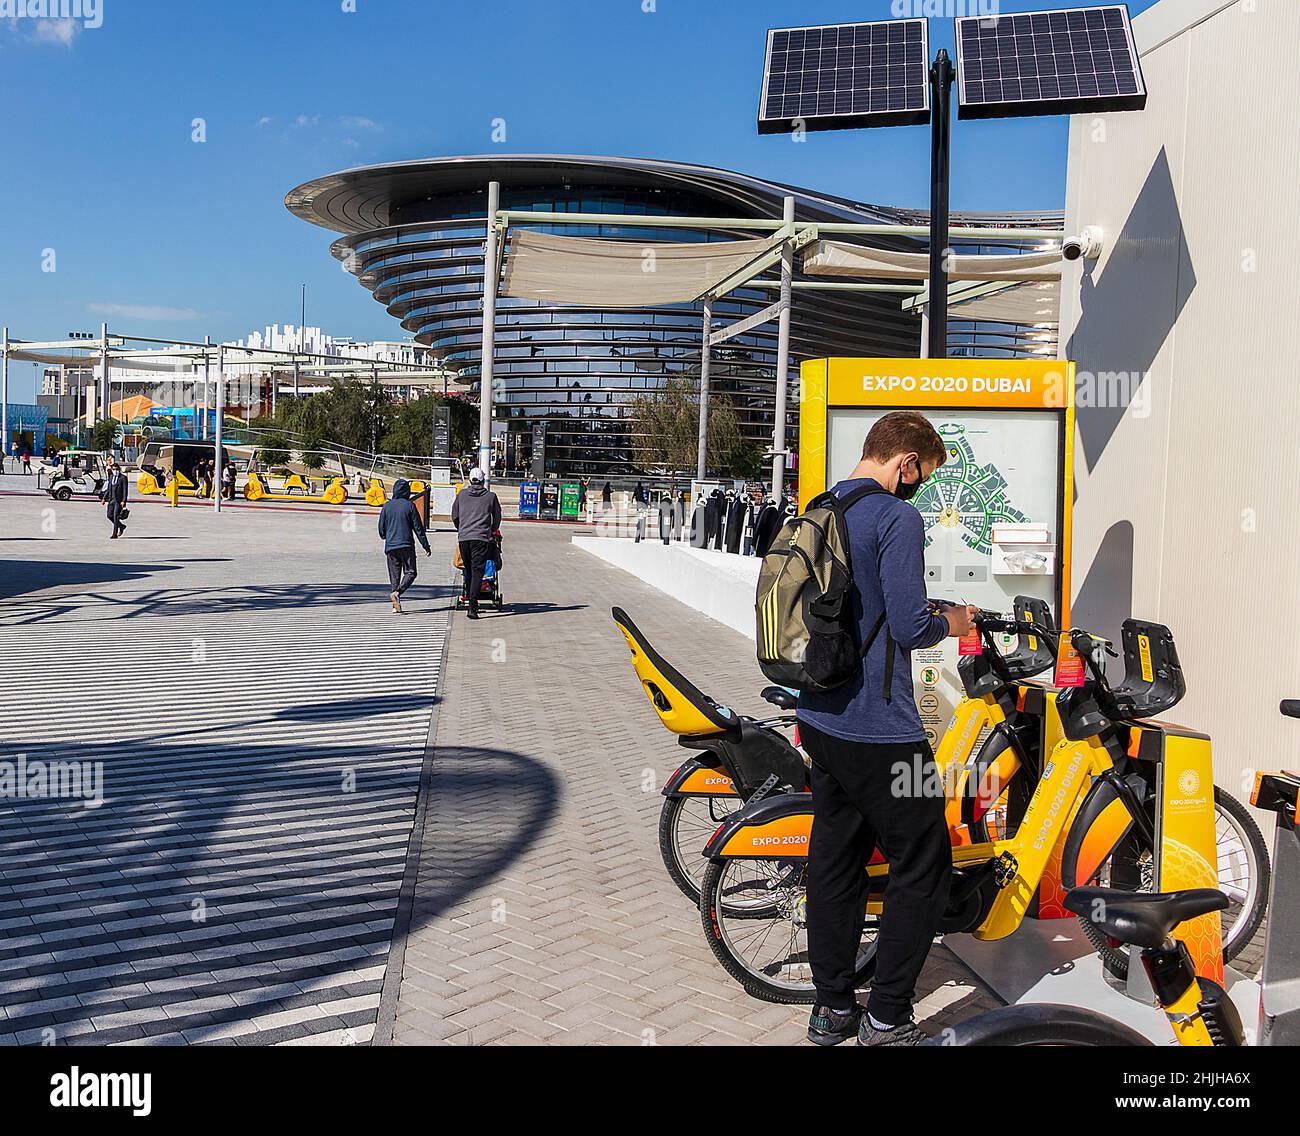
[800,720,951,1024]
[458,539,490,611]
[386,548,417,596]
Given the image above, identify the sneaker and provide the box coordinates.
[857,1017,928,1047]
[807,1004,862,1046]
[467,609,480,620]
[390,592,402,614]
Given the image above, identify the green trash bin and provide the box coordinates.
[559,481,582,519]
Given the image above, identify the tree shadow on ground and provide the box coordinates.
[0,561,184,603]
[1,581,457,624]
[0,734,558,1047]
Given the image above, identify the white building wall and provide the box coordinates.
[1061,0,1300,805]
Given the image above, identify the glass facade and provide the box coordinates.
[291,158,1062,477]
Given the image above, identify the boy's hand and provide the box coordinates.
[944,605,979,637]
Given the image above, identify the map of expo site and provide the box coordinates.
[914,423,1031,556]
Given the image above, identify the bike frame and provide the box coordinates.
[703,632,1220,963]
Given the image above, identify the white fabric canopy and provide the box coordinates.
[949,280,1061,324]
[801,240,1062,282]
[501,229,781,307]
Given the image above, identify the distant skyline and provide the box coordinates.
[0,0,1159,400]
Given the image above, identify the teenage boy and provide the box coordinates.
[798,410,978,1047]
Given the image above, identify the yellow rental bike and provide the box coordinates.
[617,598,1057,906]
[697,616,1263,1004]
[933,701,1300,1047]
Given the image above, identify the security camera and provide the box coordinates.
[1062,227,1104,262]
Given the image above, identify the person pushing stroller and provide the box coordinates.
[451,467,502,620]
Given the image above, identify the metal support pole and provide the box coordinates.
[213,345,225,514]
[99,321,110,426]
[696,299,713,482]
[293,356,300,399]
[477,181,501,481]
[1,326,8,460]
[927,50,955,360]
[771,196,795,501]
[202,336,210,441]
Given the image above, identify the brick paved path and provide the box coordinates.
[0,489,455,1045]
[384,522,1000,1046]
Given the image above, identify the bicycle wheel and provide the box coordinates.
[699,858,877,1004]
[924,1003,1152,1046]
[658,795,737,905]
[1081,786,1269,976]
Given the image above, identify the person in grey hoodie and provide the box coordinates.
[377,479,430,614]
[450,467,502,619]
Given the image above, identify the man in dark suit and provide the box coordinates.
[102,460,129,539]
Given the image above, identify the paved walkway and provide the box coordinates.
[0,485,456,1045]
[383,522,1000,1046]
[0,481,999,1047]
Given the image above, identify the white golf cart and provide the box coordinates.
[39,450,110,501]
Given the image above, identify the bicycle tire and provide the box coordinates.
[657,796,711,905]
[698,858,876,1004]
[1081,786,1269,977]
[924,1003,1153,1046]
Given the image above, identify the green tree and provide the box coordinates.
[726,438,766,481]
[91,417,119,453]
[260,432,290,467]
[299,429,325,471]
[381,394,476,457]
[627,375,744,477]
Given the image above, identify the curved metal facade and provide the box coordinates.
[286,155,1061,477]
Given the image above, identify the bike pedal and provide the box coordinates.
[992,851,1019,888]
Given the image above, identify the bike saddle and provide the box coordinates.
[761,686,798,711]
[611,607,738,738]
[1100,620,1186,721]
[1063,887,1227,949]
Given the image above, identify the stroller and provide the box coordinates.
[455,530,504,611]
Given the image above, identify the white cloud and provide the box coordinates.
[341,116,381,131]
[293,114,321,128]
[256,115,273,128]
[32,17,77,44]
[89,302,203,322]
[1,15,82,46]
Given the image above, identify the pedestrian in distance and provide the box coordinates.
[222,461,236,501]
[797,410,979,1049]
[21,447,32,474]
[0,448,6,475]
[451,467,502,620]
[377,478,431,614]
[601,481,612,512]
[101,459,129,539]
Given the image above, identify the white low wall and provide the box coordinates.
[572,536,759,639]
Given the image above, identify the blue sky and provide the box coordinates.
[0,0,1157,400]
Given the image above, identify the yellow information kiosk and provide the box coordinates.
[800,356,1076,747]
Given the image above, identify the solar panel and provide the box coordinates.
[956,5,1147,121]
[757,19,931,135]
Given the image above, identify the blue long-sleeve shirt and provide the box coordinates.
[797,478,949,744]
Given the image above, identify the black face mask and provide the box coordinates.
[893,458,922,502]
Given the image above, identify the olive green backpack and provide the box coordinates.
[755,485,895,694]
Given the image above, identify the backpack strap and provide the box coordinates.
[812,482,902,703]
[805,483,891,516]
[857,611,898,704]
